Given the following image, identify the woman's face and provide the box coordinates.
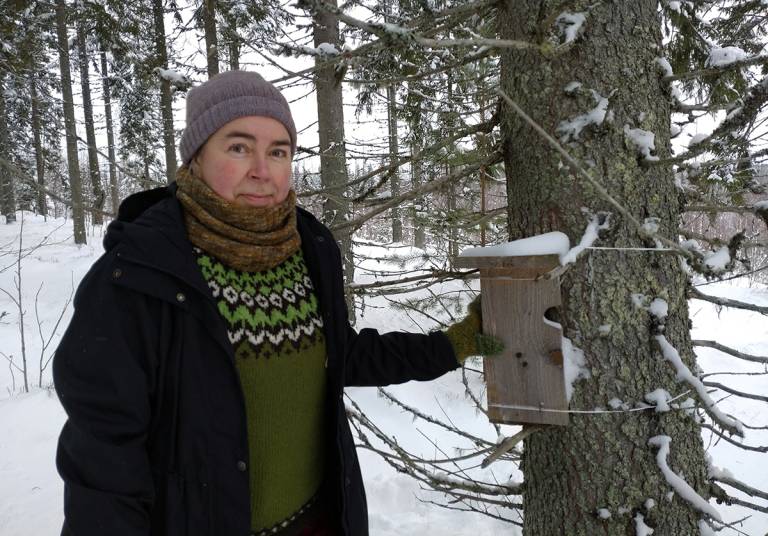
[194,116,293,208]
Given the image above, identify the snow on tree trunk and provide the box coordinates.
[152,0,177,184]
[55,0,86,244]
[499,2,712,533]
[312,0,355,321]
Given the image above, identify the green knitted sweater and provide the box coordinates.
[194,247,327,533]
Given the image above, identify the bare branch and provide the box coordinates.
[689,287,768,316]
[693,340,768,365]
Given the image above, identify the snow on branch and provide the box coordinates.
[648,435,722,521]
[299,0,542,52]
[654,334,744,436]
[560,212,611,265]
[556,90,610,142]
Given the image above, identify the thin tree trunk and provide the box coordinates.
[445,73,458,260]
[100,49,119,214]
[0,75,17,224]
[77,20,104,225]
[30,72,47,218]
[203,0,219,77]
[313,0,355,322]
[229,40,240,70]
[55,0,86,244]
[387,84,402,242]
[411,139,425,249]
[500,2,711,534]
[152,0,177,184]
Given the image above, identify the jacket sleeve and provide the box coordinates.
[53,259,156,536]
[343,324,461,387]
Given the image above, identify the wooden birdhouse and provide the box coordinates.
[455,242,569,426]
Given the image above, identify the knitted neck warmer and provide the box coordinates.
[175,166,301,272]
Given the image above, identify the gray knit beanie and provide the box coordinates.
[179,70,297,165]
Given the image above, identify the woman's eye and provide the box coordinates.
[229,143,247,154]
[271,149,287,158]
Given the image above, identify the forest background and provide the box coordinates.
[1,0,768,534]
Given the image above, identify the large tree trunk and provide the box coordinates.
[500,2,711,534]
[100,49,119,214]
[0,75,17,224]
[152,0,177,184]
[312,0,355,322]
[77,20,104,225]
[203,0,219,77]
[55,0,86,244]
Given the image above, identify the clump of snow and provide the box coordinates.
[618,506,632,515]
[706,46,748,68]
[698,520,716,536]
[655,57,673,77]
[648,298,669,321]
[562,336,591,402]
[316,42,340,56]
[459,232,570,260]
[703,247,731,272]
[608,398,624,409]
[598,324,612,335]
[561,214,610,265]
[670,124,682,137]
[654,335,744,435]
[667,1,682,12]
[597,508,611,519]
[645,388,672,412]
[705,454,735,480]
[624,125,659,161]
[556,12,587,44]
[557,90,609,142]
[648,435,723,521]
[725,106,742,121]
[564,81,582,94]
[752,200,768,210]
[634,512,654,535]
[645,498,656,510]
[688,133,708,146]
[666,491,675,501]
[641,217,660,237]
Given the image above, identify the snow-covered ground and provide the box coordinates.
[0,212,766,535]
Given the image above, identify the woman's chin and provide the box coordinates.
[237,194,274,207]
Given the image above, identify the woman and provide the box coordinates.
[53,70,496,536]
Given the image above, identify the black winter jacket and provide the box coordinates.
[53,184,459,536]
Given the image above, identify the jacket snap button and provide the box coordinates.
[112,268,122,279]
[316,236,324,242]
[237,460,247,472]
[176,293,186,303]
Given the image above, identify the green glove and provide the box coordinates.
[444,296,504,363]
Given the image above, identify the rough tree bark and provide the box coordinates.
[500,2,713,534]
[100,48,119,214]
[0,74,17,224]
[55,0,86,243]
[152,0,178,184]
[203,0,219,77]
[77,20,105,225]
[312,0,355,321]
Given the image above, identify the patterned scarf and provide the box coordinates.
[175,166,301,272]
